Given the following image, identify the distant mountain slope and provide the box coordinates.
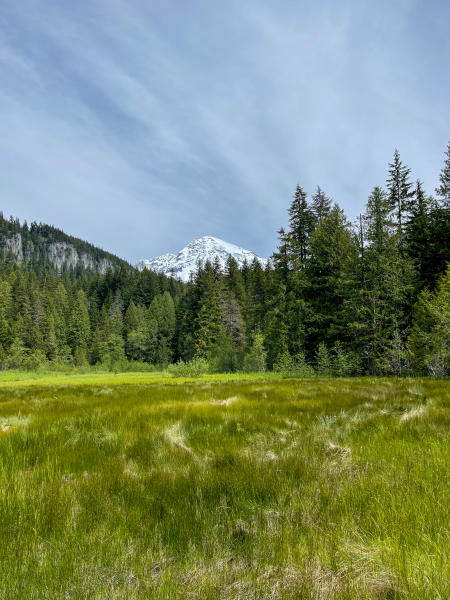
[0,213,130,273]
[137,235,267,282]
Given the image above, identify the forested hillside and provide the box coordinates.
[0,214,130,274]
[0,145,449,375]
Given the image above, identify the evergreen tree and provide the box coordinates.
[386,149,414,237]
[224,255,246,307]
[426,203,450,287]
[287,186,314,266]
[270,226,309,362]
[0,280,12,351]
[405,181,433,289]
[356,187,415,373]
[220,293,244,350]
[193,262,224,358]
[68,290,91,360]
[53,282,70,355]
[408,266,449,377]
[242,331,266,372]
[245,258,267,334]
[150,292,176,365]
[108,290,124,336]
[435,141,450,208]
[306,205,359,353]
[311,186,331,226]
[315,343,332,376]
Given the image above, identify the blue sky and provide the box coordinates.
[1,0,448,262]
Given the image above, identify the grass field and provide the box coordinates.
[0,376,448,599]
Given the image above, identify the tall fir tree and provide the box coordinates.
[405,181,433,289]
[311,186,332,226]
[306,205,359,354]
[68,289,91,360]
[408,266,449,377]
[356,187,415,373]
[287,186,314,266]
[386,149,414,238]
[435,141,450,209]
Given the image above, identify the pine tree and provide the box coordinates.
[224,255,246,307]
[0,280,12,351]
[287,186,314,266]
[194,299,223,358]
[270,226,309,360]
[220,293,244,350]
[356,187,415,373]
[315,343,332,376]
[68,290,91,358]
[435,141,450,208]
[405,181,433,289]
[242,331,266,372]
[426,202,450,287]
[193,262,224,359]
[408,266,449,377]
[150,292,176,364]
[306,205,359,353]
[245,258,267,334]
[386,149,414,237]
[311,186,332,226]
[125,302,156,363]
[109,290,124,335]
[272,228,291,276]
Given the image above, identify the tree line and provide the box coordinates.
[0,144,449,376]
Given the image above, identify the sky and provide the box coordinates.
[0,0,449,263]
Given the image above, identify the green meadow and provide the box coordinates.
[0,375,448,599]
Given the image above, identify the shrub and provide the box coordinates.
[168,357,210,378]
[274,351,315,377]
[23,350,48,371]
[4,338,28,369]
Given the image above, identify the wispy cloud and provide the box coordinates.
[0,0,448,261]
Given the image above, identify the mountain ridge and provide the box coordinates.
[0,212,130,273]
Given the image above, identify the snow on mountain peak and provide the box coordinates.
[137,236,267,282]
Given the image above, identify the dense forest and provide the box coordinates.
[0,145,449,376]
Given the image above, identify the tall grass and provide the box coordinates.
[0,377,448,599]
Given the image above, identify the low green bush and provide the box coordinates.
[168,357,211,377]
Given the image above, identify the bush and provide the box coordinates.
[23,350,48,371]
[274,351,315,377]
[4,338,29,369]
[168,357,210,378]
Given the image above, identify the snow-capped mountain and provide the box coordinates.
[137,236,267,282]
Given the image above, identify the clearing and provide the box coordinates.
[0,375,448,599]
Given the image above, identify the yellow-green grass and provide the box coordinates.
[0,378,448,599]
[0,370,286,389]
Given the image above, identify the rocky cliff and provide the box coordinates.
[0,214,129,274]
[2,232,115,273]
